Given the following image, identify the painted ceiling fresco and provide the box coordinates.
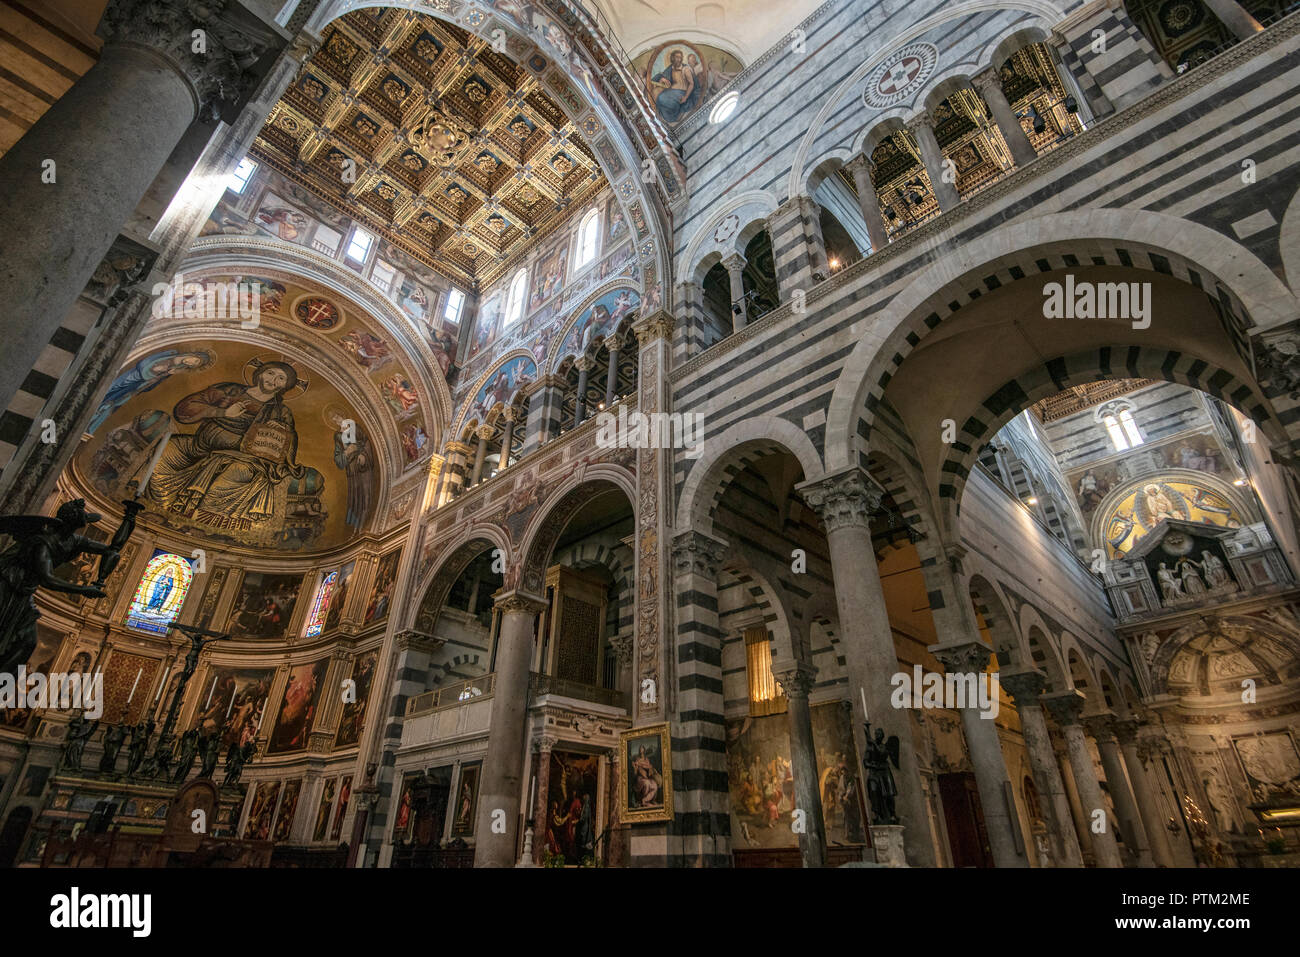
[252,9,607,288]
[632,40,743,127]
[1097,477,1244,558]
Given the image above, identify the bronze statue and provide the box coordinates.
[99,722,128,773]
[862,721,901,826]
[124,717,154,777]
[143,731,175,780]
[0,499,115,674]
[158,623,229,744]
[171,728,201,784]
[198,732,221,779]
[222,739,256,788]
[61,713,99,772]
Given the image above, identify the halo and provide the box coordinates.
[243,354,309,400]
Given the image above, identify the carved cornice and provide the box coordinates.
[394,629,443,655]
[797,468,884,532]
[671,530,728,579]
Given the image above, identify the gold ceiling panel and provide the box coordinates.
[250,8,607,288]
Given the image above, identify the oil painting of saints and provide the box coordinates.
[145,359,326,549]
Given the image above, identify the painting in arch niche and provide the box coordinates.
[268,657,329,755]
[1100,477,1244,558]
[76,342,370,551]
[558,287,639,359]
[635,41,742,126]
[469,355,537,422]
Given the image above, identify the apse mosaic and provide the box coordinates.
[1100,477,1244,558]
[726,703,866,850]
[124,550,195,635]
[633,41,743,126]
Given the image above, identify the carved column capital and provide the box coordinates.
[999,667,1048,705]
[573,354,597,373]
[971,67,1004,94]
[536,733,558,754]
[1112,717,1142,746]
[773,662,817,698]
[1042,689,1086,726]
[1083,711,1120,743]
[720,253,747,275]
[929,640,992,674]
[99,0,280,121]
[607,632,634,663]
[493,590,548,617]
[796,468,885,532]
[475,423,496,440]
[843,153,873,177]
[671,530,728,579]
[632,310,674,345]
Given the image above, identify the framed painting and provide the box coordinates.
[619,724,673,823]
[450,761,481,837]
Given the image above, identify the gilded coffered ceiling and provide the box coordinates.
[252,8,607,289]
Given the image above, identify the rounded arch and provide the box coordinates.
[408,523,513,631]
[786,0,1071,199]
[825,210,1300,468]
[1020,612,1067,690]
[452,349,539,438]
[720,560,803,666]
[1063,640,1097,696]
[675,416,824,538]
[922,73,976,114]
[677,190,780,282]
[1279,183,1300,293]
[1149,613,1300,696]
[968,573,1030,668]
[804,150,855,198]
[547,282,643,371]
[516,467,636,595]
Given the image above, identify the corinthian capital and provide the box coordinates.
[494,590,549,616]
[797,468,884,532]
[99,0,280,121]
[671,530,728,579]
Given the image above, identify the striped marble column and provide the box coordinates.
[521,376,566,456]
[1051,2,1172,113]
[767,194,828,303]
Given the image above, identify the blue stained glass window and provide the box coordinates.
[125,550,194,634]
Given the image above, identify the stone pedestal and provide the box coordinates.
[870,825,908,867]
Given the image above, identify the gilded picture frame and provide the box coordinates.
[619,723,673,823]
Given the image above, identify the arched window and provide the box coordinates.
[304,570,339,638]
[504,268,527,328]
[575,207,600,269]
[1098,401,1144,452]
[125,551,194,634]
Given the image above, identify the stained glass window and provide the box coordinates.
[304,570,338,638]
[125,551,194,634]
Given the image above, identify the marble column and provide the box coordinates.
[573,356,594,425]
[774,662,828,868]
[1203,0,1264,40]
[532,734,556,864]
[1001,668,1085,867]
[500,408,519,470]
[797,468,935,866]
[475,590,548,867]
[604,335,621,408]
[1043,691,1123,868]
[843,154,889,253]
[0,0,275,408]
[721,253,747,330]
[1115,719,1175,867]
[521,376,565,455]
[469,425,493,485]
[1085,713,1153,866]
[972,70,1038,167]
[906,111,960,211]
[930,642,1029,867]
[442,441,472,500]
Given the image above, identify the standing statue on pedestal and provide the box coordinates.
[99,722,128,773]
[124,717,154,777]
[223,740,257,788]
[198,732,221,779]
[862,721,901,825]
[61,713,99,772]
[0,499,120,674]
[171,728,201,784]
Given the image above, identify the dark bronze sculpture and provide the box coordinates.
[222,740,256,788]
[61,712,99,771]
[159,623,229,742]
[198,732,221,779]
[0,499,121,674]
[99,722,128,773]
[124,717,154,777]
[862,721,901,826]
[171,728,201,784]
